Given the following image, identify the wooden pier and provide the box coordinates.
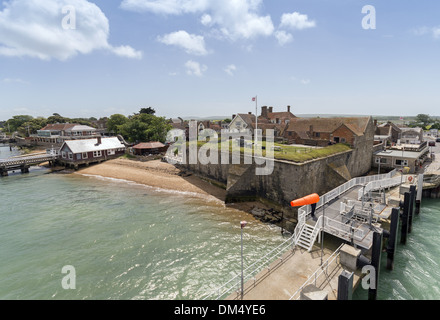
[0,153,57,176]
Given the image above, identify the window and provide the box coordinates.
[315,132,320,138]
[82,152,88,159]
[62,151,66,159]
[107,149,115,156]
[341,138,346,143]
[395,159,408,166]
[68,153,73,160]
[93,150,102,158]
[375,158,387,164]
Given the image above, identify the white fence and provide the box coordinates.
[294,169,398,246]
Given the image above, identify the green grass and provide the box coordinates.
[185,139,352,163]
[119,153,137,159]
[273,143,352,162]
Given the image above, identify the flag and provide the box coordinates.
[252,97,256,102]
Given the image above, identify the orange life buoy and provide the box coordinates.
[291,193,320,207]
[408,176,413,182]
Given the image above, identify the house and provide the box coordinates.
[34,123,98,147]
[132,142,167,155]
[399,127,424,145]
[58,136,126,169]
[283,117,374,148]
[228,106,296,141]
[374,121,401,145]
[373,147,429,174]
[228,113,256,134]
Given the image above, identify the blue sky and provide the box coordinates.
[1,0,439,121]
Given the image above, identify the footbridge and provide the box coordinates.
[0,152,57,176]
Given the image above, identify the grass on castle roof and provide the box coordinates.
[187,140,352,163]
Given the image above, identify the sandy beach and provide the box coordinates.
[76,158,228,202]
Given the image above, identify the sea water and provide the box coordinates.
[353,197,440,300]
[0,144,286,300]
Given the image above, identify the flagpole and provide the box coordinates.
[255,95,258,146]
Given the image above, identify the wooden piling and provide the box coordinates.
[400,192,410,245]
[337,270,354,300]
[386,208,399,270]
[415,174,423,215]
[368,231,382,301]
[408,185,416,233]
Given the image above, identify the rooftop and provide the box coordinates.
[63,137,125,154]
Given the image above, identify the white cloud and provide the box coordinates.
[224,64,236,76]
[412,26,440,39]
[158,30,208,55]
[280,12,316,30]
[185,60,207,77]
[120,0,209,15]
[275,30,293,46]
[2,78,29,84]
[0,0,142,61]
[111,45,143,59]
[301,79,311,85]
[200,13,212,26]
[122,0,274,41]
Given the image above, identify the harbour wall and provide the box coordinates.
[178,144,374,231]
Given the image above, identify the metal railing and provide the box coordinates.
[357,176,403,200]
[201,234,295,300]
[289,244,344,300]
[294,169,398,249]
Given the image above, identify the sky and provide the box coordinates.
[1,0,440,121]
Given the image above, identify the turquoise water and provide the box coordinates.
[0,145,286,300]
[354,198,440,300]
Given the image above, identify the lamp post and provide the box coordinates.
[240,220,247,300]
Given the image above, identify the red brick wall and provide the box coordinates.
[332,126,355,146]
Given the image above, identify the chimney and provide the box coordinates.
[248,112,252,115]
[269,106,273,113]
[96,135,102,145]
[374,119,378,127]
[232,114,236,120]
[309,125,314,134]
[261,106,268,118]
[287,105,291,113]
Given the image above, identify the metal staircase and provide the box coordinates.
[294,217,322,252]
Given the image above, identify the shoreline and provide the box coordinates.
[73,158,278,220]
[76,158,228,202]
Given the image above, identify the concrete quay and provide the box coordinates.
[225,170,421,301]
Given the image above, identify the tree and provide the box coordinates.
[107,114,128,134]
[17,117,47,137]
[119,113,172,143]
[47,114,70,124]
[5,115,34,133]
[415,114,432,127]
[139,107,156,115]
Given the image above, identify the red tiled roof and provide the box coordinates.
[286,117,371,136]
[41,123,76,131]
[133,142,166,149]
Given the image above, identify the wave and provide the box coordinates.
[75,173,224,205]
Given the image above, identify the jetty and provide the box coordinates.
[202,168,424,301]
[0,152,57,176]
